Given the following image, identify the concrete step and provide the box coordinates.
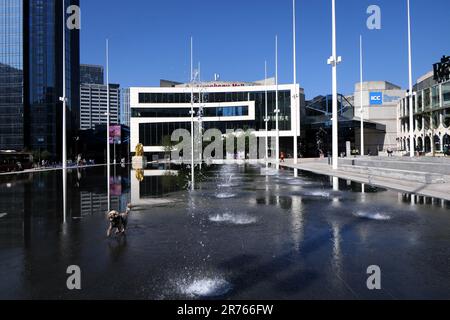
[339,164,448,184]
[355,156,450,164]
[339,158,450,176]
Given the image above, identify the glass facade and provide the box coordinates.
[132,106,249,118]
[80,64,104,85]
[0,0,80,158]
[0,0,24,150]
[443,82,450,107]
[120,88,130,127]
[135,89,293,147]
[399,77,450,153]
[431,85,440,108]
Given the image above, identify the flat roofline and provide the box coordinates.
[129,83,301,90]
[80,64,104,69]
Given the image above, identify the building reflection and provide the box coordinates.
[130,169,181,206]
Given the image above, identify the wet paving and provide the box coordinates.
[0,164,450,300]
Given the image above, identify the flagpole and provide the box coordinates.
[407,0,414,157]
[61,0,67,170]
[360,35,365,156]
[275,35,280,170]
[190,37,195,189]
[293,0,299,165]
[106,39,111,212]
[265,61,269,167]
[328,0,341,170]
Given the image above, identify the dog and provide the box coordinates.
[107,203,132,237]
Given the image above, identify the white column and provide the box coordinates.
[407,0,414,157]
[275,35,280,170]
[106,39,111,212]
[190,37,195,190]
[360,35,364,156]
[328,0,341,170]
[293,0,299,164]
[265,61,269,166]
[61,0,67,222]
[60,0,67,169]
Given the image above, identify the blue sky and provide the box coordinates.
[80,0,450,99]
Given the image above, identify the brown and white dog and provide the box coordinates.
[107,203,132,237]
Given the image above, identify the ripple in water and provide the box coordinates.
[288,180,313,186]
[217,183,240,188]
[304,191,331,197]
[355,211,391,221]
[215,192,236,199]
[209,213,257,225]
[179,278,232,298]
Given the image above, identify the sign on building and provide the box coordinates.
[433,55,450,83]
[370,92,383,105]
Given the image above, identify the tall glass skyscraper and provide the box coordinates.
[0,0,80,159]
[0,0,24,150]
[80,64,104,85]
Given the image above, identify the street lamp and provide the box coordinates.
[60,0,67,170]
[407,0,415,158]
[264,61,269,168]
[292,0,299,165]
[60,0,67,224]
[106,39,111,212]
[327,0,342,170]
[190,37,195,190]
[360,35,365,156]
[275,35,280,170]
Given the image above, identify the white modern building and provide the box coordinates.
[398,71,450,155]
[129,80,304,157]
[353,81,405,154]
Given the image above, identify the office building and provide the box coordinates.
[398,57,450,155]
[121,88,131,127]
[80,83,120,130]
[129,79,304,157]
[353,81,405,154]
[80,64,104,85]
[0,0,80,159]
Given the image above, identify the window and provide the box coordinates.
[432,85,440,108]
[423,88,431,109]
[442,82,450,106]
[417,91,423,111]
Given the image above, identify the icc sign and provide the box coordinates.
[370,92,383,105]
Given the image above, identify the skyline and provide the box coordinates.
[80,0,450,99]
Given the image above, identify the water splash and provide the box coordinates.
[178,277,232,298]
[0,213,7,219]
[354,211,391,221]
[288,180,313,186]
[215,193,236,199]
[209,213,257,225]
[304,191,331,197]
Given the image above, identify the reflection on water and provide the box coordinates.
[0,163,450,299]
[209,213,257,225]
[354,211,391,221]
